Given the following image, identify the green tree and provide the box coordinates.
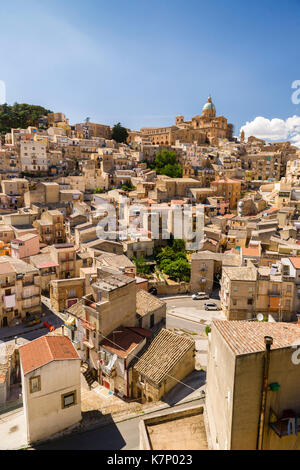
[121,181,136,192]
[132,256,150,275]
[94,187,104,194]
[163,258,191,282]
[0,103,52,134]
[172,239,185,253]
[111,122,129,143]
[156,246,176,263]
[152,149,182,178]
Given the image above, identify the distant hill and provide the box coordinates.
[0,103,52,134]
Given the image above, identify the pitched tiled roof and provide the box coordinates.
[136,290,166,317]
[100,326,147,359]
[19,335,79,374]
[213,320,300,356]
[289,257,300,269]
[134,329,194,385]
[223,265,257,281]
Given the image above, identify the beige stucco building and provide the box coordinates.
[20,335,81,444]
[207,320,300,450]
[138,96,233,146]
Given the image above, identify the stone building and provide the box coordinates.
[0,256,41,328]
[136,290,166,329]
[207,320,300,450]
[133,329,194,403]
[211,177,242,210]
[50,277,85,312]
[139,96,233,146]
[20,335,81,444]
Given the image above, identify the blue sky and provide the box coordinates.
[1,0,300,140]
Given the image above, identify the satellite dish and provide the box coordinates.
[257,313,264,322]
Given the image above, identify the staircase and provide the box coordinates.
[83,369,94,388]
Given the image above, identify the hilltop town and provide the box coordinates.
[1,96,300,451]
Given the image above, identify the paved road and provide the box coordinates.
[0,298,64,343]
[166,296,225,334]
[34,399,204,450]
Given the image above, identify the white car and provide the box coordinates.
[204,301,219,311]
[192,292,209,300]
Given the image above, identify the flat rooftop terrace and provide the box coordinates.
[140,405,208,450]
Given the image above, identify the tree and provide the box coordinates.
[94,187,104,194]
[151,149,182,178]
[111,122,129,143]
[121,181,136,192]
[154,149,177,168]
[132,256,150,275]
[172,239,185,253]
[156,246,176,263]
[0,103,52,134]
[163,258,191,282]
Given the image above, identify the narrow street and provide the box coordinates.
[33,398,205,450]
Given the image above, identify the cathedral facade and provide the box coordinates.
[138,96,233,146]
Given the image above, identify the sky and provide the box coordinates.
[1,0,300,144]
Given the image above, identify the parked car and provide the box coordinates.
[192,292,209,300]
[204,301,219,311]
[25,316,41,327]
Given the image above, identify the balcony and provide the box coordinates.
[22,281,35,287]
[270,409,300,438]
[0,282,15,288]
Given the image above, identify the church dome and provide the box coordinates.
[202,96,216,111]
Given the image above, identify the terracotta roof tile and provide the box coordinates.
[134,329,194,384]
[213,320,300,356]
[19,335,79,374]
[100,326,148,359]
[289,257,300,269]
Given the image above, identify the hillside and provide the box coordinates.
[0,103,52,134]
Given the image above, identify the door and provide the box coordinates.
[103,380,110,390]
[150,314,155,328]
[3,317,8,327]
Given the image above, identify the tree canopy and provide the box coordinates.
[149,149,183,178]
[94,187,104,194]
[132,256,150,275]
[0,103,52,134]
[156,239,190,282]
[111,122,129,143]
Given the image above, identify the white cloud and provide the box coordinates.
[240,115,300,148]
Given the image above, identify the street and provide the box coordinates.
[165,295,225,334]
[33,398,205,450]
[0,297,64,343]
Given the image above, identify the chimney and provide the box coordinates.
[62,325,64,336]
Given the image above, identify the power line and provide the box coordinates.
[97,329,201,394]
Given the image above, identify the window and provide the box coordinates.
[30,376,41,393]
[233,285,238,292]
[62,391,76,409]
[248,298,253,305]
[233,299,237,306]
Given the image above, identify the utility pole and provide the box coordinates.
[257,336,273,450]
